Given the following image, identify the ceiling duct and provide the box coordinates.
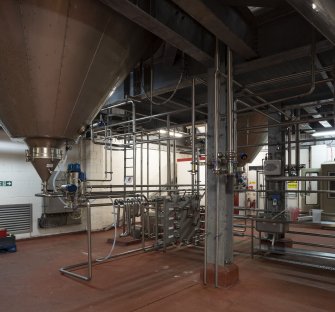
[0,0,156,182]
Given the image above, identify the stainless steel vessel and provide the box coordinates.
[237,113,267,167]
[0,0,155,182]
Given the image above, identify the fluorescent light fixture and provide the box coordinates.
[159,129,184,138]
[318,120,332,128]
[311,2,319,11]
[311,130,335,137]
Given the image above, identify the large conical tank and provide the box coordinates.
[237,113,267,167]
[0,0,155,182]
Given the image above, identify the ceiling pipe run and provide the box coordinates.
[287,0,335,46]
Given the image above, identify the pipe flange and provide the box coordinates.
[27,147,63,161]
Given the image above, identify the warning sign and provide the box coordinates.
[287,181,298,189]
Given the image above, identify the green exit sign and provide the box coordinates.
[0,181,12,187]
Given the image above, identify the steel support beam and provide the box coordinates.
[172,0,257,59]
[101,0,214,65]
[219,0,283,6]
[235,40,333,75]
[287,0,335,46]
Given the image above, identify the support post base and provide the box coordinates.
[201,263,239,288]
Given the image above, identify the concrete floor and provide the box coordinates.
[1,231,335,312]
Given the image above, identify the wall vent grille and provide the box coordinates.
[0,204,32,234]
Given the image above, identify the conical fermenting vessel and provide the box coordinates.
[0,0,155,182]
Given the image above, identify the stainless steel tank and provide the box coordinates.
[237,113,267,167]
[0,0,155,182]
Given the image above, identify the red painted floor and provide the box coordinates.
[0,231,335,312]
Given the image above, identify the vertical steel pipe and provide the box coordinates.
[132,101,136,192]
[87,201,92,279]
[141,132,143,194]
[191,78,196,195]
[215,176,220,288]
[197,148,201,198]
[227,47,235,176]
[167,115,171,192]
[203,124,208,285]
[59,201,92,281]
[173,129,177,189]
[159,133,162,195]
[213,38,220,174]
[213,38,221,288]
[295,110,300,176]
[147,134,150,198]
[104,125,108,179]
[109,128,113,181]
[287,126,292,175]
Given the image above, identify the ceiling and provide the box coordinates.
[97,0,335,138]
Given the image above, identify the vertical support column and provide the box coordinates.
[203,42,238,288]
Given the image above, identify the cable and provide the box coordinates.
[52,152,68,206]
[141,70,184,106]
[95,197,117,262]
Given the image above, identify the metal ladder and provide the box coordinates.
[121,116,136,236]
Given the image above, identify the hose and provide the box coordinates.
[53,153,68,206]
[95,197,117,262]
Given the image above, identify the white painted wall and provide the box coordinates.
[246,142,335,210]
[0,130,179,239]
